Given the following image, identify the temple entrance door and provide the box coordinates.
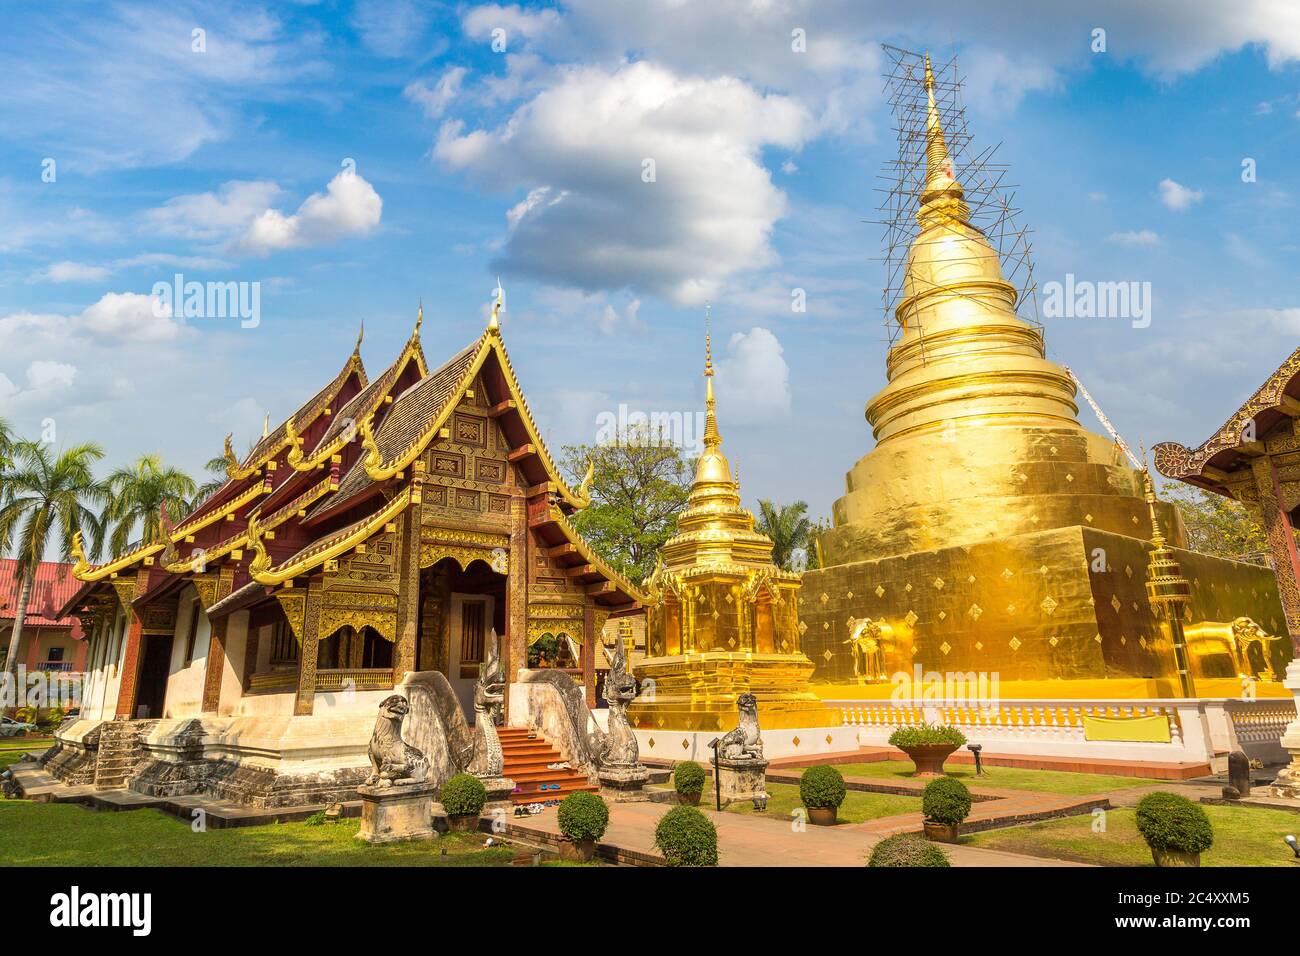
[449,594,494,722]
[135,633,172,718]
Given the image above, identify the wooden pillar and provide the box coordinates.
[504,497,528,714]
[294,580,324,716]
[394,509,421,679]
[1252,456,1300,651]
[114,610,145,718]
[582,605,597,709]
[200,617,228,713]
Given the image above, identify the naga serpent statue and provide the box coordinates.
[599,635,641,768]
[466,629,506,777]
[366,694,430,788]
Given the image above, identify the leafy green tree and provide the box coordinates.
[0,417,15,471]
[102,453,197,557]
[1160,481,1269,561]
[562,426,693,584]
[0,441,106,675]
[754,499,811,570]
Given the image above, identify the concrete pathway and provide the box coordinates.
[509,801,1087,867]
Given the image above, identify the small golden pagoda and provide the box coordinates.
[629,322,840,731]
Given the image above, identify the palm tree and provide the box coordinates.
[755,499,812,570]
[101,454,197,558]
[0,417,15,470]
[190,455,232,509]
[0,441,106,675]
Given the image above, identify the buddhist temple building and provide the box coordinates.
[629,325,840,742]
[55,302,645,805]
[799,56,1293,700]
[1154,346,1300,796]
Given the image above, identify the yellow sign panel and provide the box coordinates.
[1083,714,1171,743]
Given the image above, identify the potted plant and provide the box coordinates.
[1135,792,1214,867]
[556,791,609,862]
[440,773,487,832]
[799,765,847,826]
[888,724,967,776]
[673,760,706,806]
[653,805,719,866]
[921,777,971,842]
[868,833,951,867]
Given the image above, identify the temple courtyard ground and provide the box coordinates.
[5,755,1297,867]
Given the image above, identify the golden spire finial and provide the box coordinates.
[415,300,423,335]
[488,277,503,332]
[919,53,968,224]
[262,413,270,438]
[1140,448,1167,548]
[353,321,364,356]
[703,304,720,449]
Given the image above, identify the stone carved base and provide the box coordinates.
[717,756,769,808]
[356,782,435,844]
[1266,660,1300,801]
[478,774,517,810]
[598,764,650,802]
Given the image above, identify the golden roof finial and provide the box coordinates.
[353,321,365,356]
[488,277,504,333]
[262,413,270,439]
[703,303,720,449]
[415,300,423,335]
[920,53,969,225]
[1140,447,1167,548]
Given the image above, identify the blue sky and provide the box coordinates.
[1,1,1298,523]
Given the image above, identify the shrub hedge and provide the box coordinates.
[1135,791,1214,854]
[888,724,967,748]
[654,805,719,866]
[440,773,487,817]
[557,791,609,842]
[673,760,707,796]
[799,765,847,809]
[922,777,972,826]
[868,834,951,867]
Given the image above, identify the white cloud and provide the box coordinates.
[34,261,111,283]
[234,171,383,256]
[145,180,283,242]
[434,61,811,303]
[405,67,468,119]
[1158,178,1204,211]
[25,360,77,391]
[713,327,792,423]
[350,0,433,58]
[79,292,182,342]
[462,4,561,44]
[1108,230,1161,246]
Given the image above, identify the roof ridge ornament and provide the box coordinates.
[353,321,365,356]
[918,53,970,226]
[488,277,504,333]
[415,300,423,336]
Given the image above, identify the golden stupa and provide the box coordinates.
[629,323,841,731]
[799,56,1292,698]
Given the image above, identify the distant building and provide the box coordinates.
[0,559,88,678]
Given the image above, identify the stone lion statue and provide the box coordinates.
[367,694,430,788]
[717,693,763,760]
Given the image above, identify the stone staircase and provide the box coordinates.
[94,719,157,790]
[499,727,598,805]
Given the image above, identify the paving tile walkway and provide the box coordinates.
[510,801,1088,867]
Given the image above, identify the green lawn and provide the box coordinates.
[0,800,520,867]
[721,781,919,824]
[965,804,1300,867]
[828,760,1167,796]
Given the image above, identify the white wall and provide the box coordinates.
[159,588,208,718]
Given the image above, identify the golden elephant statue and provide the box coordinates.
[842,618,896,683]
[1184,616,1286,680]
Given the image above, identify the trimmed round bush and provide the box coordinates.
[673,760,706,796]
[654,805,719,866]
[868,834,951,867]
[888,724,967,748]
[557,791,609,843]
[799,765,847,809]
[1135,791,1214,854]
[922,777,972,826]
[440,773,487,817]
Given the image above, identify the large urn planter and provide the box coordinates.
[900,744,959,777]
[558,837,598,863]
[1151,847,1201,867]
[446,813,480,833]
[807,806,838,827]
[922,821,960,843]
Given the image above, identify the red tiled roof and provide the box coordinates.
[0,559,85,634]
